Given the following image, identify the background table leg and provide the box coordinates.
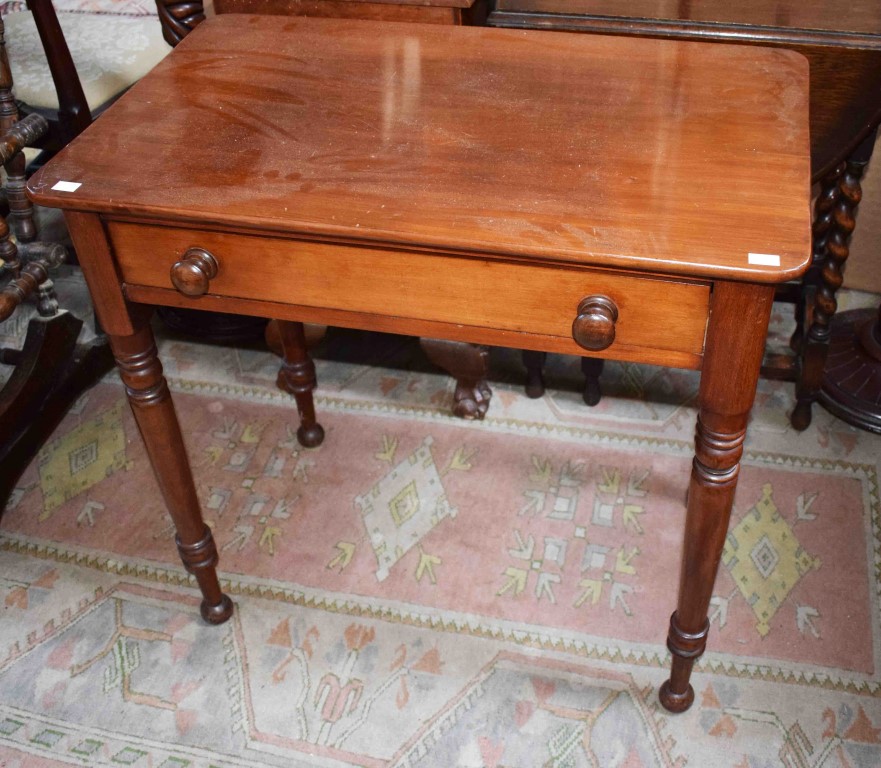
[275,319,325,448]
[792,128,877,430]
[110,324,233,624]
[660,282,774,712]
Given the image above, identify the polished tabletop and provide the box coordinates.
[29,15,811,283]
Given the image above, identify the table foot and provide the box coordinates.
[421,338,492,419]
[297,423,326,447]
[200,594,234,624]
[176,527,233,624]
[659,680,694,713]
[790,398,813,431]
[275,320,325,447]
[659,612,708,712]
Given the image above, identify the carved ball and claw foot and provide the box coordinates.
[421,338,492,420]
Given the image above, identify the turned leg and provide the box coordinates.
[792,129,877,430]
[522,349,546,398]
[110,324,233,624]
[155,0,206,46]
[659,282,774,712]
[0,17,36,243]
[420,337,492,420]
[581,357,604,406]
[275,319,325,448]
[4,151,36,242]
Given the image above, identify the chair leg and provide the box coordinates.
[0,17,36,243]
[522,349,546,398]
[581,357,604,406]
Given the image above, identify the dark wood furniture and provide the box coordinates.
[0,113,105,512]
[28,16,811,711]
[156,0,489,45]
[489,0,881,429]
[0,14,38,242]
[13,0,93,160]
[820,305,881,433]
[0,7,113,512]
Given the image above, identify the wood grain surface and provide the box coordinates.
[28,15,811,283]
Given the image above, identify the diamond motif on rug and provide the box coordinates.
[36,401,127,519]
[354,435,456,582]
[723,483,820,636]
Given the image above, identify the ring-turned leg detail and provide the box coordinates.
[659,613,710,713]
[275,319,325,447]
[110,323,233,624]
[176,528,234,624]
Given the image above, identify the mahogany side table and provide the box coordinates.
[27,16,811,712]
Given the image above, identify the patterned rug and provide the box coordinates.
[0,0,154,18]
[1,271,881,767]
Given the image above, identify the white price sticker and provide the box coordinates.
[51,181,82,192]
[747,252,781,267]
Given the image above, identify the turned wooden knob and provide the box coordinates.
[170,248,218,296]
[572,295,618,351]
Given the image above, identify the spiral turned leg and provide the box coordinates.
[275,320,325,448]
[110,325,233,624]
[790,168,839,355]
[792,129,876,431]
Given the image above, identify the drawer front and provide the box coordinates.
[110,222,710,366]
